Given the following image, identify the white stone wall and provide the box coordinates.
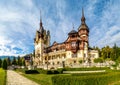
[66,51,72,58]
[90,50,99,58]
[77,50,84,58]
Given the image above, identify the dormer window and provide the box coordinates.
[72,35,75,38]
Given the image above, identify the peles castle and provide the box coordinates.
[33,9,99,69]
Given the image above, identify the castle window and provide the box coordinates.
[91,54,95,58]
[72,35,75,38]
[71,42,76,47]
[45,57,47,60]
[57,62,59,64]
[52,62,54,65]
[72,53,77,58]
[84,53,86,57]
[84,43,87,48]
[48,57,50,60]
[74,60,76,64]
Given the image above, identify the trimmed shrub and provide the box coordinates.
[54,70,59,74]
[25,70,39,74]
[56,68,65,74]
[52,72,120,85]
[71,72,108,76]
[37,69,60,74]
[46,70,59,74]
[94,58,103,63]
[47,70,53,74]
[62,67,109,71]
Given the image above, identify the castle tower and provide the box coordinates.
[34,13,45,65]
[34,11,51,66]
[78,8,89,63]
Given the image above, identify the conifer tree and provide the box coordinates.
[2,59,7,70]
[7,57,11,66]
[0,58,2,68]
[12,57,17,65]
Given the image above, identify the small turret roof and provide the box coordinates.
[68,29,77,35]
[78,8,89,32]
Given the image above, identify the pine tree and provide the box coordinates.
[12,57,17,65]
[7,57,11,66]
[22,59,25,66]
[2,59,7,70]
[18,56,20,65]
[0,59,2,68]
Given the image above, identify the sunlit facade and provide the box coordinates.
[33,9,99,69]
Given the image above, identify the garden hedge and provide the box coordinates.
[25,70,39,74]
[52,72,120,85]
[62,67,109,71]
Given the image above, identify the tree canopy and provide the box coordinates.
[93,44,120,62]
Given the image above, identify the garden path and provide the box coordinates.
[6,70,39,85]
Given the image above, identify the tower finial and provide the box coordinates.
[39,10,44,33]
[81,7,85,24]
[72,23,74,30]
[40,10,42,23]
[82,7,84,17]
[40,10,42,26]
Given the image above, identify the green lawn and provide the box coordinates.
[22,73,54,85]
[0,68,6,85]
[16,69,70,85]
[16,68,120,85]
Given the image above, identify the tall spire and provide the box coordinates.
[81,8,86,24]
[78,8,89,32]
[72,23,74,30]
[39,10,44,33]
[40,10,42,27]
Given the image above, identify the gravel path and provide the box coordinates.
[6,70,39,85]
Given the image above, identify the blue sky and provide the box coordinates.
[0,0,120,56]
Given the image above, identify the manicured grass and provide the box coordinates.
[61,67,110,71]
[16,69,53,85]
[0,68,6,85]
[16,69,70,85]
[22,73,54,85]
[16,67,120,85]
[52,72,120,85]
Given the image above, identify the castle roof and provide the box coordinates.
[78,8,89,32]
[68,30,77,35]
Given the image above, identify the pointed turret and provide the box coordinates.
[78,8,89,32]
[39,11,44,34]
[81,8,86,24]
[40,11,42,27]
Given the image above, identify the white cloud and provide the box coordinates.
[0,0,120,56]
[88,0,120,48]
[0,0,38,56]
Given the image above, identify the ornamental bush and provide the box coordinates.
[62,67,109,71]
[25,70,39,74]
[37,69,60,74]
[94,58,103,63]
[71,72,108,76]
